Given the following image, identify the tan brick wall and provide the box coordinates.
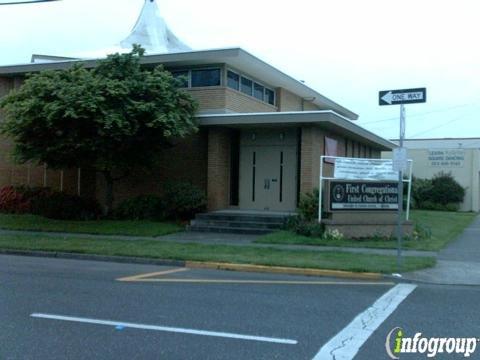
[300,126,380,194]
[207,128,232,210]
[186,88,227,113]
[225,88,277,113]
[185,87,277,114]
[277,88,321,112]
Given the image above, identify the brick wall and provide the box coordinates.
[207,128,232,210]
[225,88,277,113]
[96,129,209,207]
[300,125,381,194]
[186,88,227,113]
[277,88,321,112]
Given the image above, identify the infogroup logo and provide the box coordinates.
[385,327,479,359]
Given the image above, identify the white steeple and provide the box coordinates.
[120,0,190,54]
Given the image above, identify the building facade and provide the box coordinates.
[0,48,394,213]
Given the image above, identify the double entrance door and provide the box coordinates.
[239,145,297,212]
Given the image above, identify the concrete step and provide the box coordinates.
[195,213,289,224]
[187,225,273,235]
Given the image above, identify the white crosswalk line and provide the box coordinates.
[312,283,417,360]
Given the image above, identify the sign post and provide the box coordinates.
[379,87,426,274]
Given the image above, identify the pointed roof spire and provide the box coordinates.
[120,0,190,54]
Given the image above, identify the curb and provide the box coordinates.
[185,261,383,280]
[0,249,383,281]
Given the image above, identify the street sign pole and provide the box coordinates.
[379,87,426,275]
[396,104,406,273]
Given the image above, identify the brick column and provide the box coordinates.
[207,128,232,210]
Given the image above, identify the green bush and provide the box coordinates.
[430,172,465,205]
[285,216,324,237]
[31,192,100,220]
[411,177,434,208]
[411,172,465,211]
[163,182,207,220]
[298,188,319,222]
[114,195,166,220]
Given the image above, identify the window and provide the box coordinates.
[241,77,253,96]
[265,88,275,105]
[171,70,189,88]
[227,70,240,90]
[254,83,264,101]
[191,68,221,87]
[324,136,338,164]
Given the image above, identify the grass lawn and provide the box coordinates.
[255,210,477,252]
[0,214,183,237]
[0,234,435,274]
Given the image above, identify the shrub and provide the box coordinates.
[430,172,465,205]
[114,195,166,220]
[411,172,465,210]
[285,215,324,237]
[0,186,30,214]
[163,182,207,220]
[31,192,100,220]
[298,188,319,222]
[411,177,434,209]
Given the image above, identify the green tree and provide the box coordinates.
[0,46,198,214]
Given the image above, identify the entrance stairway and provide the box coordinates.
[188,210,291,235]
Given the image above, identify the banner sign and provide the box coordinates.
[333,158,398,181]
[330,181,399,211]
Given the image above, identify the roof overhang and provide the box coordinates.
[0,48,358,120]
[197,110,395,151]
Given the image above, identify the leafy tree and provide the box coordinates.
[0,46,198,214]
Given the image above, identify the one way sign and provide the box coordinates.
[379,88,427,106]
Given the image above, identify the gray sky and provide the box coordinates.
[0,0,479,140]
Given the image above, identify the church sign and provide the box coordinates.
[329,181,399,211]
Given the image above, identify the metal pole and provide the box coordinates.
[406,161,413,221]
[318,156,324,223]
[396,104,406,273]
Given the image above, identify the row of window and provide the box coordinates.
[169,68,276,106]
[227,70,275,106]
[171,68,221,88]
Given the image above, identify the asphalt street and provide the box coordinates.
[1,254,479,360]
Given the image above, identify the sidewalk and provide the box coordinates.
[0,228,436,258]
[403,215,480,285]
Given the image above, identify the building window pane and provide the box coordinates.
[227,70,239,90]
[254,83,264,101]
[191,69,221,87]
[171,70,189,88]
[265,88,275,105]
[241,77,253,96]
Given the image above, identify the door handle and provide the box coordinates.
[264,179,270,190]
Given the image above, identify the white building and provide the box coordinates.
[383,138,480,212]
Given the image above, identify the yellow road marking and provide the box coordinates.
[117,268,189,282]
[123,278,395,286]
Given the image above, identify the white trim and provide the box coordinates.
[197,109,351,121]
